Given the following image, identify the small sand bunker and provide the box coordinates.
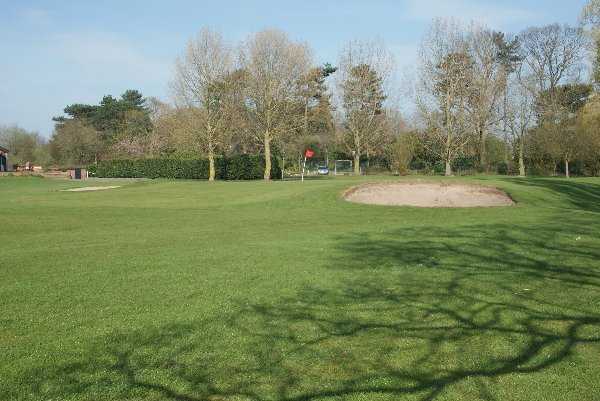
[344,182,514,208]
[62,186,121,192]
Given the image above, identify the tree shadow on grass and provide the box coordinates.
[501,177,600,213]
[12,220,600,401]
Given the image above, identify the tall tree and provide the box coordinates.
[535,83,593,177]
[495,32,523,165]
[296,64,337,163]
[242,29,312,180]
[581,0,600,86]
[515,24,587,177]
[340,64,387,174]
[417,19,474,176]
[337,40,393,175]
[467,27,508,170]
[519,24,586,100]
[53,89,151,162]
[173,28,235,181]
[49,120,102,166]
[505,74,536,176]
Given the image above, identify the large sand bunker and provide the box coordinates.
[344,182,514,208]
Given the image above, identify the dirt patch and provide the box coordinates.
[62,186,121,192]
[344,182,514,208]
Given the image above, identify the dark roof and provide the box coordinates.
[0,145,8,153]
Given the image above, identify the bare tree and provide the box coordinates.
[467,26,506,170]
[580,0,600,87]
[511,24,587,177]
[173,28,234,181]
[582,0,600,28]
[337,40,394,175]
[519,24,586,99]
[416,19,473,176]
[241,29,312,180]
[506,74,536,176]
[494,33,523,166]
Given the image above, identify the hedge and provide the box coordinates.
[94,155,281,180]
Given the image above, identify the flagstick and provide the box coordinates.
[301,155,307,182]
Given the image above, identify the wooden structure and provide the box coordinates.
[68,168,88,180]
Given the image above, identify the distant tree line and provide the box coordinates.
[0,125,51,168]
[38,0,600,178]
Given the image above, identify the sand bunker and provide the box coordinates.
[344,182,514,208]
[62,186,121,192]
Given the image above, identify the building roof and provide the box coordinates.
[0,145,8,153]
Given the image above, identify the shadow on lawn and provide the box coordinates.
[15,220,600,401]
[504,177,600,213]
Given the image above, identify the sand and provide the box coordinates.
[62,186,121,192]
[344,182,514,208]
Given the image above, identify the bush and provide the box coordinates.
[94,156,280,181]
[452,156,477,173]
[386,133,417,175]
[225,154,269,180]
[496,161,509,175]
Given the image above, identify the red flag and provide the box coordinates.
[304,149,315,158]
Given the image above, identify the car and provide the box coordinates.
[317,165,329,175]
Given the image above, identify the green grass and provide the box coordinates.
[1,175,599,401]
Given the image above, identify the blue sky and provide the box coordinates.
[0,0,589,137]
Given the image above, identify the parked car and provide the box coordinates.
[317,165,329,175]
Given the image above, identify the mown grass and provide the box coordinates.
[1,175,599,401]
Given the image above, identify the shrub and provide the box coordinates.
[94,156,280,181]
[496,161,509,175]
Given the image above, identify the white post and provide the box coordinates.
[301,155,307,182]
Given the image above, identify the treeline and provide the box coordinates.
[414,19,600,177]
[44,1,600,179]
[0,125,51,167]
[50,90,152,166]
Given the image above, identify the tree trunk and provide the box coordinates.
[208,150,216,182]
[304,102,309,136]
[503,134,510,165]
[444,127,453,177]
[353,151,360,175]
[565,157,570,179]
[264,132,271,181]
[479,127,487,172]
[518,142,525,177]
[445,159,453,176]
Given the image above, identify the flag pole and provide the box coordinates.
[301,155,307,182]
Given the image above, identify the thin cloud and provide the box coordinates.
[404,0,543,29]
[19,6,53,27]
[52,31,172,87]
